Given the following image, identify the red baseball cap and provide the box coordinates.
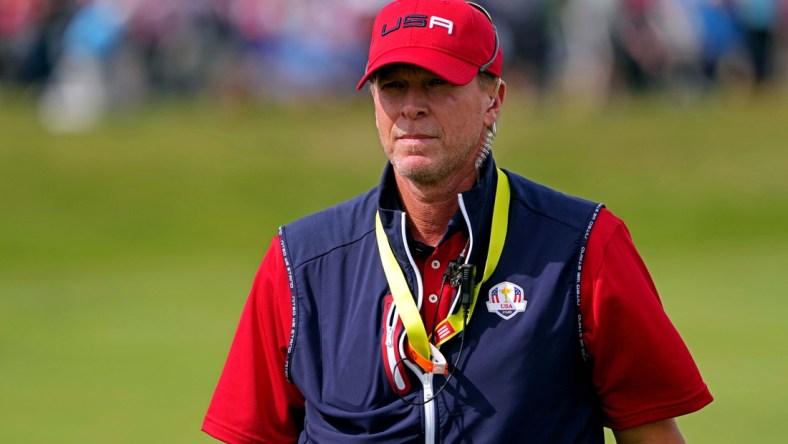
[357,0,503,89]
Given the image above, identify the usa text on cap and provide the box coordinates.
[357,0,503,90]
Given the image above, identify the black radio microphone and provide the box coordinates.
[459,264,476,313]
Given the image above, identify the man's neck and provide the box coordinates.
[394,171,477,247]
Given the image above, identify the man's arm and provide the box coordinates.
[613,418,685,444]
[580,209,712,429]
[203,236,305,443]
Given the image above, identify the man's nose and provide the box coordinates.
[400,88,429,120]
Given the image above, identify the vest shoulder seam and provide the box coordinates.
[509,193,596,233]
[289,226,377,271]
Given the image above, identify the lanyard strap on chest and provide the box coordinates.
[375,168,510,374]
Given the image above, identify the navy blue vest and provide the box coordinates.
[280,158,604,443]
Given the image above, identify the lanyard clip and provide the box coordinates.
[408,342,449,375]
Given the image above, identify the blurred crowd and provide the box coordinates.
[1,0,787,131]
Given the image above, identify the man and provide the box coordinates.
[202,1,712,443]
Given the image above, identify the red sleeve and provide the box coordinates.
[580,209,713,430]
[203,236,305,443]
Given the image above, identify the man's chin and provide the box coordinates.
[393,162,448,187]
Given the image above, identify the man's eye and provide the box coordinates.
[381,81,404,89]
[428,78,447,86]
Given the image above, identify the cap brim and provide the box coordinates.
[357,47,479,90]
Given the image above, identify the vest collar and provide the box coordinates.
[376,156,500,273]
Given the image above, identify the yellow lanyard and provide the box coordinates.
[375,168,510,373]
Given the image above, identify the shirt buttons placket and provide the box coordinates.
[428,293,439,303]
[431,260,441,270]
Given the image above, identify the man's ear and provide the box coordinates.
[490,78,505,108]
[484,79,506,127]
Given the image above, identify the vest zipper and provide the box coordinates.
[421,372,435,444]
[398,195,475,444]
[401,194,476,444]
[398,213,436,444]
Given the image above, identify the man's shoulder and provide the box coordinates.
[504,169,602,232]
[279,187,379,267]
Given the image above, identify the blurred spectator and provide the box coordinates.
[732,0,780,86]
[484,0,556,96]
[556,0,617,107]
[38,0,127,132]
[612,0,674,92]
[129,0,227,96]
[0,0,75,88]
[696,0,742,86]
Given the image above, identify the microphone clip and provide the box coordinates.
[445,260,463,288]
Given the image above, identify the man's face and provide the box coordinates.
[371,65,498,187]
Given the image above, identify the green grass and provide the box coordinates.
[1,91,787,443]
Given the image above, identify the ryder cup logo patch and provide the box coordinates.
[486,282,527,320]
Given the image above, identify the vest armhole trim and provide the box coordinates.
[576,203,604,364]
[279,226,299,383]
